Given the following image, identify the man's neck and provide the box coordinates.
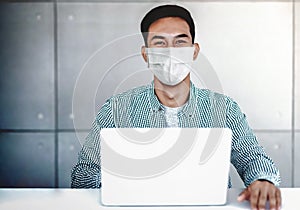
[154,77,190,108]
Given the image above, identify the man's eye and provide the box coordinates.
[175,40,188,45]
[153,41,165,46]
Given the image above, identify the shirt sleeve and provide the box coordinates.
[71,99,114,188]
[227,100,281,187]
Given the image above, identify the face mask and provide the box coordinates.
[146,47,194,86]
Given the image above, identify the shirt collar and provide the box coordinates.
[147,81,197,117]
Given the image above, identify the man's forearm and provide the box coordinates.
[71,163,101,188]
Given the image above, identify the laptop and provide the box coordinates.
[100,128,232,206]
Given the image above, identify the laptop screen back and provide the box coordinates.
[100,128,232,206]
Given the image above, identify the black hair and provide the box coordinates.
[140,5,195,46]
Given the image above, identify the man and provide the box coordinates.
[72,4,281,210]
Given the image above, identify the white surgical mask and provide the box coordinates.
[146,47,194,86]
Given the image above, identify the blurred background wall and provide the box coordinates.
[0,0,299,188]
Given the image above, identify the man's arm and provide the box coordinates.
[227,100,281,210]
[71,100,114,188]
[227,100,280,186]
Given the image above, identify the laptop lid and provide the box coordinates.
[100,128,232,206]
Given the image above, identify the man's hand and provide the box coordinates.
[237,180,281,210]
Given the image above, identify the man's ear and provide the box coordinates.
[141,46,148,63]
[193,43,200,60]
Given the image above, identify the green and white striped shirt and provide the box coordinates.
[71,82,280,188]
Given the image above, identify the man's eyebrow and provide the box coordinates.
[150,34,189,42]
[150,35,166,41]
[175,34,189,39]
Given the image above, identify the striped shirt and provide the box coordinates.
[71,82,280,188]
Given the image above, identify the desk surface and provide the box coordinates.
[0,188,298,210]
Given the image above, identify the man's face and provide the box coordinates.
[140,16,200,88]
[141,17,199,62]
[146,17,193,48]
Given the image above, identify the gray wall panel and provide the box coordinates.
[295,1,300,129]
[0,3,55,129]
[58,132,84,187]
[295,132,300,187]
[0,132,55,187]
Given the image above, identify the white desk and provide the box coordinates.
[0,188,298,210]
